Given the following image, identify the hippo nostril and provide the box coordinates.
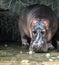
[33,45,37,48]
[33,45,41,50]
[33,45,37,50]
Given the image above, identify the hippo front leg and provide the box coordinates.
[21,34,29,47]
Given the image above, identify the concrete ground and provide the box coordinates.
[0,42,59,65]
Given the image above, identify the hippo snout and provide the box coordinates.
[32,43,48,52]
[32,32,46,52]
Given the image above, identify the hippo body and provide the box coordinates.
[18,4,58,52]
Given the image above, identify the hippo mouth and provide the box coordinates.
[31,19,48,52]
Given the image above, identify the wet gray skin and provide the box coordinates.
[32,19,46,51]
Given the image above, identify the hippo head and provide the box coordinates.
[30,18,52,52]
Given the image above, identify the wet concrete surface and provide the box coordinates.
[0,42,59,65]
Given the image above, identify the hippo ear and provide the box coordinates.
[44,19,50,29]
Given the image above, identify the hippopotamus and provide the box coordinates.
[18,4,58,52]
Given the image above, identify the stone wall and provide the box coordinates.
[0,0,58,16]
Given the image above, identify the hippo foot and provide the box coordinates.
[48,41,55,50]
[22,38,29,46]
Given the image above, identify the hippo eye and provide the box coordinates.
[41,29,46,35]
[32,31,37,35]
